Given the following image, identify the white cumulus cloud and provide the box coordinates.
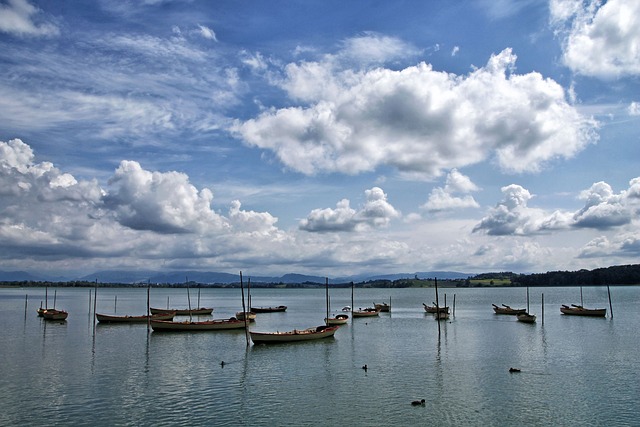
[550,0,640,78]
[233,46,597,179]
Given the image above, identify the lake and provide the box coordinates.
[1,285,638,426]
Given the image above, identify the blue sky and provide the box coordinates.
[1,0,639,278]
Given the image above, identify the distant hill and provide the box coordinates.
[1,269,470,284]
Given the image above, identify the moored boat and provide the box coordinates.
[516,312,536,323]
[352,307,380,317]
[235,311,257,321]
[250,325,338,344]
[374,302,390,312]
[560,304,606,317]
[325,313,349,325]
[492,304,526,315]
[250,305,287,313]
[96,312,175,323]
[150,317,247,331]
[149,307,213,315]
[423,303,450,314]
[42,309,68,320]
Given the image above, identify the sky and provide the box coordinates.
[1,0,639,278]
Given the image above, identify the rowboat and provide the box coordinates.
[149,307,213,315]
[516,312,536,323]
[250,325,339,344]
[492,304,526,315]
[423,303,450,314]
[325,313,349,325]
[560,304,606,317]
[352,307,380,317]
[42,309,68,320]
[374,302,390,312]
[250,305,287,313]
[96,312,175,323]
[150,317,247,331]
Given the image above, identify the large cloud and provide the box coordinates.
[299,187,400,232]
[550,0,640,77]
[233,45,597,178]
[474,178,640,236]
[103,160,229,234]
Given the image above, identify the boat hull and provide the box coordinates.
[517,313,536,323]
[325,314,349,325]
[150,318,247,331]
[374,303,390,312]
[250,306,287,313]
[250,325,338,344]
[423,303,450,314]
[149,307,213,315]
[352,308,380,318]
[560,306,606,317]
[42,309,68,320]
[492,304,526,315]
[96,312,175,323]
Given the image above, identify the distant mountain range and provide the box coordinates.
[0,269,471,284]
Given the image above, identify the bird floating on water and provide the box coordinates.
[509,367,521,373]
[411,399,426,406]
[362,364,368,371]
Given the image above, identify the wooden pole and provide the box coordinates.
[435,277,441,336]
[580,286,584,307]
[453,294,456,317]
[607,285,613,319]
[88,289,92,315]
[53,289,57,309]
[146,281,151,331]
[351,281,354,312]
[240,272,249,346]
[197,287,201,309]
[541,293,545,325]
[186,277,192,322]
[325,278,330,325]
[526,287,530,313]
[24,294,28,317]
[45,285,48,310]
[93,279,98,327]
[114,295,117,313]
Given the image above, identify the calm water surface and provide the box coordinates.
[1,285,638,426]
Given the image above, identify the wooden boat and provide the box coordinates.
[250,325,338,344]
[325,313,349,325]
[42,309,68,320]
[352,307,380,317]
[96,312,175,323]
[149,307,213,315]
[37,306,48,317]
[150,317,247,331]
[492,304,526,315]
[235,311,256,321]
[516,312,536,323]
[560,304,606,317]
[250,305,287,313]
[423,303,450,314]
[374,302,390,312]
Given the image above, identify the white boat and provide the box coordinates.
[352,307,380,317]
[325,313,349,325]
[250,325,339,344]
